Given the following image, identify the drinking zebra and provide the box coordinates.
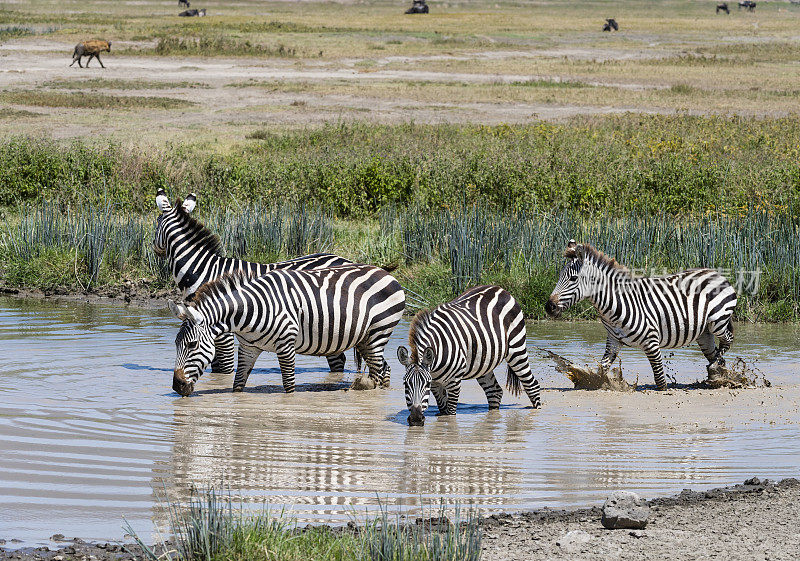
[545,240,737,390]
[397,285,542,426]
[154,190,352,375]
[168,265,405,396]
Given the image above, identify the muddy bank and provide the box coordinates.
[0,283,180,311]
[1,478,798,560]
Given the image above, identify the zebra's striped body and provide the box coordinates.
[169,265,405,396]
[546,240,737,390]
[154,191,352,375]
[398,286,542,426]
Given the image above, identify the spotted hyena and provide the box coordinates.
[70,40,111,68]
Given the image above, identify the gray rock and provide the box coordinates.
[602,490,650,530]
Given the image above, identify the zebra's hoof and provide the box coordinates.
[232,386,244,392]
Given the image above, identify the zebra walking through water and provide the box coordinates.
[153,190,352,376]
[397,285,542,426]
[168,265,405,396]
[546,240,737,390]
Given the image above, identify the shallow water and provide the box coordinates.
[1,296,798,546]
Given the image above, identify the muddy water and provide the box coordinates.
[1,296,798,546]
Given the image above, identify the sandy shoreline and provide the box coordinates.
[1,478,798,560]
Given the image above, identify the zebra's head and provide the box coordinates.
[168,299,215,396]
[546,239,585,317]
[153,190,197,256]
[397,345,435,427]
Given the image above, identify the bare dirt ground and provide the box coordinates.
[1,479,797,560]
[482,478,800,561]
[0,41,666,144]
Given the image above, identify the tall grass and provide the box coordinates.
[125,486,482,561]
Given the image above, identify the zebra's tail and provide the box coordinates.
[506,366,522,396]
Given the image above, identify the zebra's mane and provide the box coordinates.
[191,271,252,308]
[408,307,433,362]
[174,199,224,256]
[568,243,632,278]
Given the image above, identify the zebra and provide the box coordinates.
[397,285,542,426]
[154,189,352,376]
[167,265,405,396]
[545,240,737,390]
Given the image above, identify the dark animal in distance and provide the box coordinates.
[716,2,730,13]
[405,0,429,14]
[602,18,619,32]
[738,0,756,11]
[178,8,205,16]
[69,40,111,68]
[178,0,190,6]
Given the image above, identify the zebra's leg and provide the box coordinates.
[431,381,448,413]
[326,352,347,374]
[476,372,503,410]
[715,321,734,366]
[232,345,262,392]
[357,341,390,389]
[210,332,236,374]
[276,346,297,393]
[599,331,622,371]
[440,380,461,416]
[505,338,542,409]
[642,341,667,391]
[697,327,718,365]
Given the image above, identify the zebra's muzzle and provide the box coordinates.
[408,405,425,426]
[173,370,195,397]
[545,297,562,318]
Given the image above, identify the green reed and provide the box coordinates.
[125,485,482,561]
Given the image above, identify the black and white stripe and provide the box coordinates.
[546,240,737,390]
[397,285,542,426]
[154,190,352,375]
[168,265,406,396]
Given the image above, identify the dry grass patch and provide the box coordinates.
[1,91,195,109]
[42,78,208,90]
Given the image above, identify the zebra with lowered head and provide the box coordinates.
[397,285,542,426]
[168,265,405,396]
[546,240,737,390]
[154,190,353,376]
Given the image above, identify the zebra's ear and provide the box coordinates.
[397,346,410,366]
[156,189,172,213]
[421,347,435,368]
[182,193,197,213]
[186,306,205,325]
[567,239,577,249]
[168,299,187,320]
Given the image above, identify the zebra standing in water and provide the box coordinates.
[546,240,737,390]
[397,285,542,426]
[168,265,405,396]
[154,190,352,376]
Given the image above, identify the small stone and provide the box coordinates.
[601,491,650,530]
[53,556,64,561]
[51,534,66,542]
[629,530,646,538]
[556,529,592,548]
[744,477,762,486]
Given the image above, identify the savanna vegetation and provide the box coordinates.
[2,0,799,321]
